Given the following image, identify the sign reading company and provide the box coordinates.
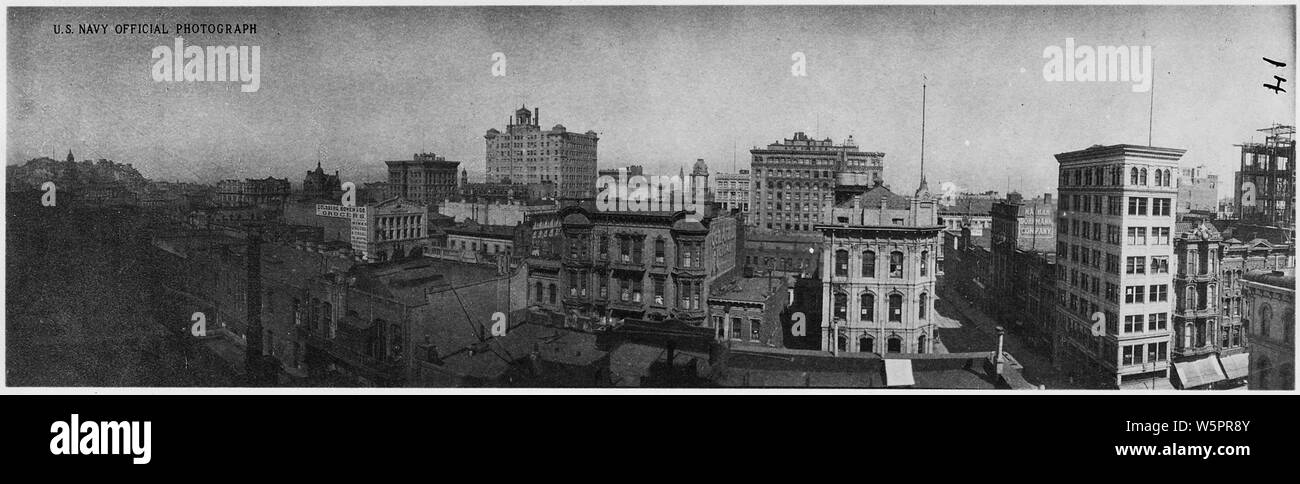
[317,204,372,259]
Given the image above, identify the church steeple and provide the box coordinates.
[66,150,75,163]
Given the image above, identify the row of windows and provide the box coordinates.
[713,315,764,342]
[1123,313,1169,333]
[833,250,929,278]
[1125,256,1171,274]
[832,292,928,322]
[1061,165,1175,189]
[1122,342,1169,366]
[1060,195,1173,216]
[836,334,926,354]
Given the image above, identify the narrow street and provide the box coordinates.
[934,288,1079,389]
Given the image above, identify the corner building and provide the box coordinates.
[817,179,941,355]
[1054,144,1183,389]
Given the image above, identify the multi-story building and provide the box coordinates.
[1242,270,1294,390]
[1176,165,1219,214]
[1054,144,1184,389]
[546,201,742,329]
[385,153,461,206]
[713,170,752,215]
[817,179,942,355]
[1168,218,1242,389]
[215,177,291,208]
[484,106,599,199]
[990,192,1059,358]
[1234,124,1295,228]
[749,132,883,234]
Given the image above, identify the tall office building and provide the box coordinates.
[750,132,884,234]
[1054,144,1184,389]
[485,105,599,199]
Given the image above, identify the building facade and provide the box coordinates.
[818,181,942,355]
[385,153,461,206]
[750,132,883,234]
[1242,270,1295,390]
[990,192,1059,358]
[1054,144,1184,389]
[707,276,788,348]
[484,106,599,199]
[714,170,752,215]
[546,202,742,329]
[215,177,291,208]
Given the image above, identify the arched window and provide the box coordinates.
[835,250,849,277]
[1112,166,1122,185]
[860,293,875,321]
[834,292,848,320]
[548,284,557,305]
[859,336,874,353]
[917,335,928,354]
[889,251,904,278]
[920,251,929,277]
[889,294,903,322]
[887,336,902,353]
[1130,167,1139,185]
[919,293,928,319]
[1139,168,1148,185]
[291,298,302,326]
[861,250,876,277]
[534,282,543,302]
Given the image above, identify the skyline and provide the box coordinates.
[7,6,1295,198]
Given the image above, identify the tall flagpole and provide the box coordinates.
[1148,56,1156,146]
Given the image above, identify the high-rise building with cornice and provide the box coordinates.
[484,105,599,199]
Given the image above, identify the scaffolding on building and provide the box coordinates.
[1233,124,1295,228]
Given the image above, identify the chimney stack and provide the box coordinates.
[534,107,539,126]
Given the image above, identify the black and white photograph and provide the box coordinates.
[3,4,1295,395]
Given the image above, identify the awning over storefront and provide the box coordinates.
[1220,353,1250,380]
[884,359,915,387]
[1174,356,1227,389]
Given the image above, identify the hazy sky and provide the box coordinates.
[7,6,1295,197]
